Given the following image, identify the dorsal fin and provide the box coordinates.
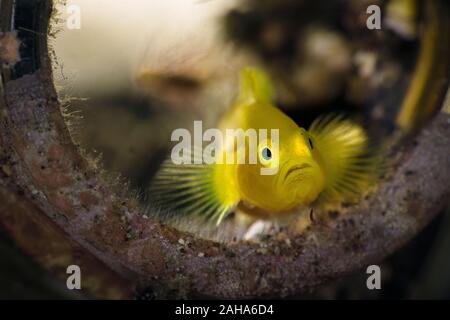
[237,67,274,105]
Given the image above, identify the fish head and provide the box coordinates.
[236,125,325,213]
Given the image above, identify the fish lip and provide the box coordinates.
[284,163,312,182]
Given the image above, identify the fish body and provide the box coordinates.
[151,67,375,226]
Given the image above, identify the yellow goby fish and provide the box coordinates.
[150,67,375,226]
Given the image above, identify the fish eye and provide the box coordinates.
[308,137,314,149]
[261,147,272,161]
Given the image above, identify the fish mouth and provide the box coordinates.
[284,163,312,182]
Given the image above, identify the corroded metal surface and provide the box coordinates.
[0,68,449,298]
